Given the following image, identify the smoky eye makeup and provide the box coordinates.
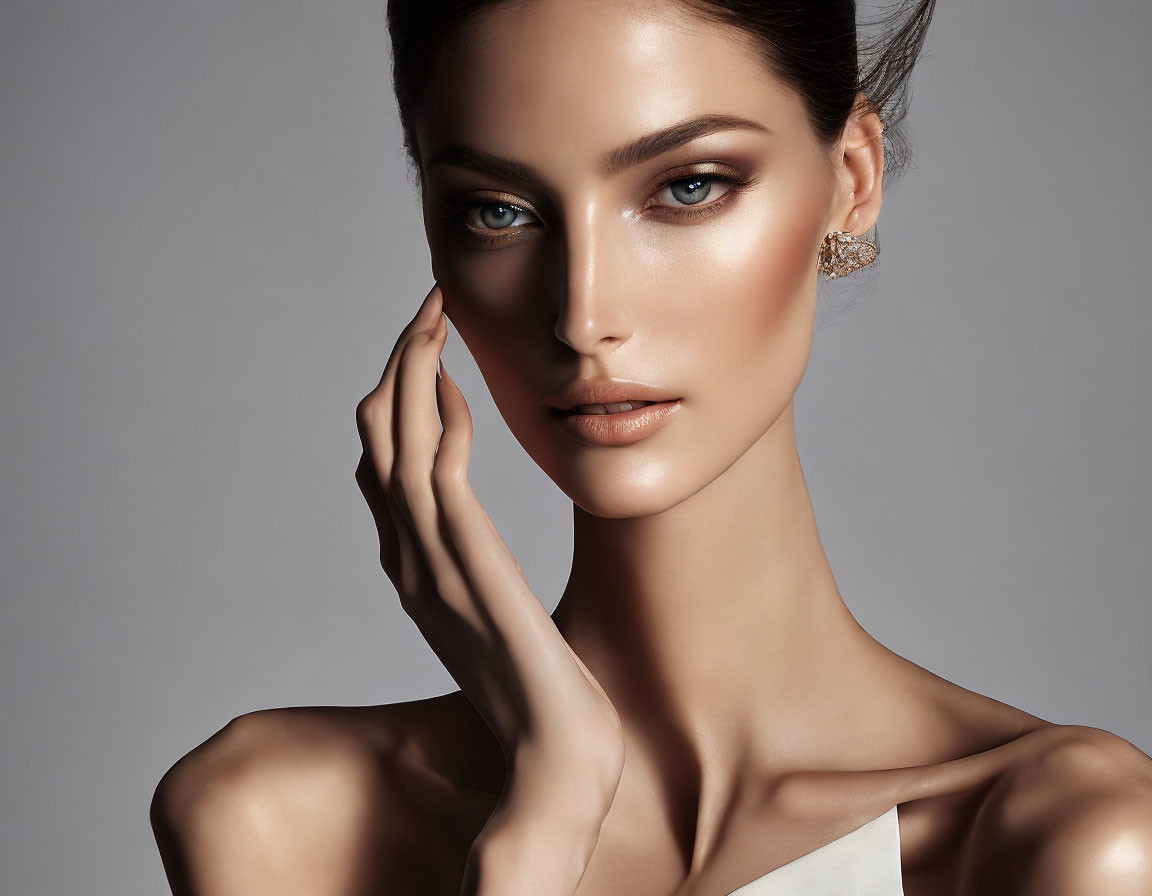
[431,160,760,249]
[644,162,758,222]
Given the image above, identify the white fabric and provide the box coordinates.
[725,805,904,895]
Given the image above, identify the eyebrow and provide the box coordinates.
[424,113,772,186]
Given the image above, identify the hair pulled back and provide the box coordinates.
[386,0,936,190]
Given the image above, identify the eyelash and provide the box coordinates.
[443,168,758,248]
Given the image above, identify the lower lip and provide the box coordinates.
[550,399,683,446]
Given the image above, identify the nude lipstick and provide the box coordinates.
[551,399,682,446]
[546,379,682,447]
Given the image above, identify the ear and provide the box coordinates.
[831,95,885,235]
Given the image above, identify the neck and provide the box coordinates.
[551,401,896,776]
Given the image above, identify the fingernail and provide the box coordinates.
[416,284,440,320]
[437,357,443,379]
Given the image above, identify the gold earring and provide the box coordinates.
[818,222,879,279]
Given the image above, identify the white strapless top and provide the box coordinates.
[725,805,904,895]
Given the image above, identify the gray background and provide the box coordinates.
[1,1,1149,893]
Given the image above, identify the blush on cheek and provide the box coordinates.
[707,208,822,359]
[671,218,824,453]
[750,219,823,392]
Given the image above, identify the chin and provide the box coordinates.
[566,475,689,520]
[498,411,686,518]
[542,430,731,520]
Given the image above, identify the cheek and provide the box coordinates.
[425,234,529,368]
[427,261,550,430]
[642,189,825,411]
[427,218,557,344]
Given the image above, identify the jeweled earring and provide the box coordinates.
[818,222,879,279]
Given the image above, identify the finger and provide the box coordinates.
[355,283,443,487]
[356,282,441,537]
[432,369,552,634]
[358,435,428,601]
[432,367,522,581]
[432,363,518,570]
[355,450,399,571]
[432,360,474,485]
[391,307,447,530]
[425,360,490,625]
[390,310,474,608]
[355,283,442,593]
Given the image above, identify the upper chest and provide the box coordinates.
[388,704,1068,896]
[570,786,976,896]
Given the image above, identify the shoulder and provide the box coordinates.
[151,695,496,893]
[960,724,1152,895]
[150,704,402,892]
[151,703,399,823]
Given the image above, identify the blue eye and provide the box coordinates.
[463,201,538,232]
[654,174,732,208]
[670,176,712,204]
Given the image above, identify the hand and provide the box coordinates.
[355,283,624,794]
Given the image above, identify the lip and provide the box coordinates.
[550,398,683,447]
[546,378,681,411]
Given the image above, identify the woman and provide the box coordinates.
[150,1,1152,893]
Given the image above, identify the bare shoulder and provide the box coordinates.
[959,724,1152,895]
[150,692,501,895]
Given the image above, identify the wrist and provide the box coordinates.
[468,800,606,895]
[462,733,623,895]
[509,726,625,815]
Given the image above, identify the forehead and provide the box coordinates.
[414,0,810,178]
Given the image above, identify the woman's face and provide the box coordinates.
[414,0,852,518]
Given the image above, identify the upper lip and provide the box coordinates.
[547,379,681,412]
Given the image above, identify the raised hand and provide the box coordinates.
[354,284,624,815]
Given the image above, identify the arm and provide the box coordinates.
[356,283,627,894]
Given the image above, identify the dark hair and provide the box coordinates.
[386,0,936,190]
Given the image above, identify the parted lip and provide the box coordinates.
[547,379,681,413]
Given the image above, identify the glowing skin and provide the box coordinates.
[150,2,1152,894]
[420,9,841,527]
[411,2,973,875]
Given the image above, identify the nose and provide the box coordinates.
[553,204,634,356]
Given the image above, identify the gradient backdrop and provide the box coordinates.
[1,1,1149,893]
